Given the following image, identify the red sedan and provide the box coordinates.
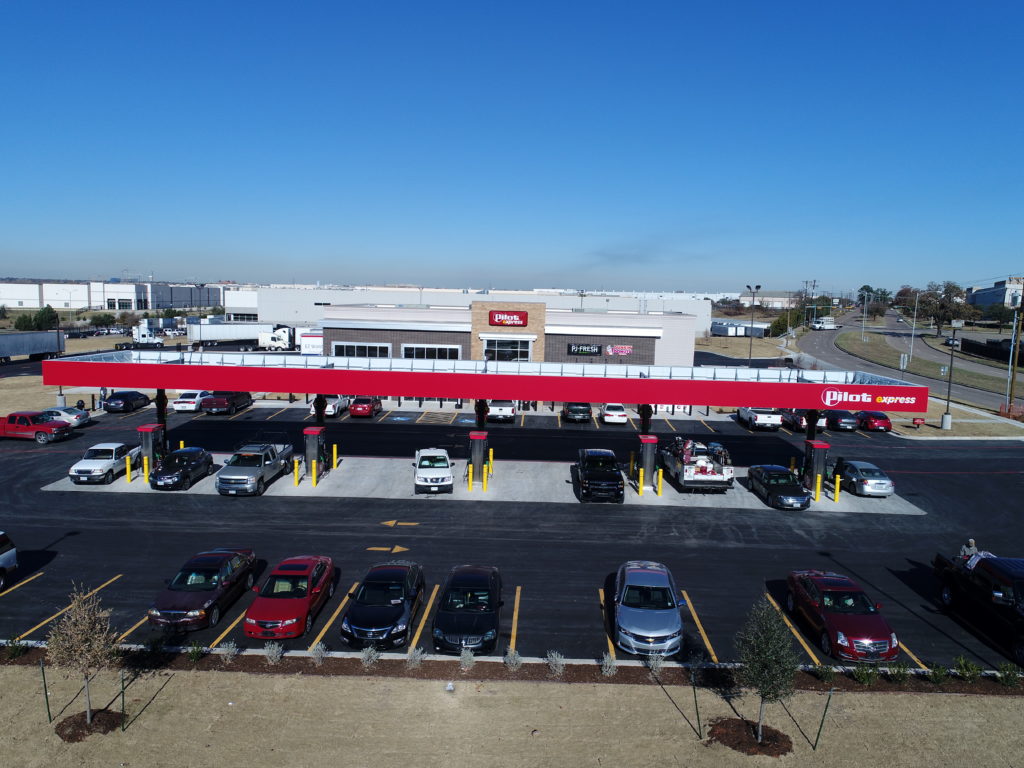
[855,411,893,432]
[244,555,335,639]
[349,396,383,417]
[786,569,899,663]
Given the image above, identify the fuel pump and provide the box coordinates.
[469,430,488,486]
[137,423,166,471]
[802,439,831,490]
[303,426,328,481]
[638,434,658,489]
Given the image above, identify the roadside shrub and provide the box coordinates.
[996,662,1021,688]
[927,662,948,686]
[851,663,878,687]
[812,664,835,684]
[503,648,522,673]
[263,641,284,667]
[546,651,565,678]
[5,636,28,660]
[186,640,206,664]
[954,655,982,684]
[886,661,910,685]
[218,640,239,667]
[310,642,328,668]
[360,645,382,669]
[459,648,475,672]
[406,646,426,670]
[600,651,618,677]
[645,653,665,682]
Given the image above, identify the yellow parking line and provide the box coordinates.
[597,588,615,659]
[780,427,793,436]
[446,412,457,425]
[339,413,351,422]
[415,411,429,423]
[556,414,562,429]
[627,416,638,430]
[0,570,44,598]
[15,574,123,641]
[519,413,525,427]
[228,408,248,421]
[377,411,392,422]
[592,416,600,429]
[859,431,873,439]
[681,590,717,663]
[267,406,289,420]
[209,609,247,648]
[191,412,205,421]
[662,417,676,432]
[509,586,522,651]
[900,641,928,670]
[699,419,716,433]
[117,616,149,642]
[407,583,439,654]
[764,592,820,666]
[308,581,359,651]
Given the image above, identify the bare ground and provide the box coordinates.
[1,665,1021,767]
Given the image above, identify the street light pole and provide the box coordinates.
[860,291,872,342]
[942,327,958,430]
[746,284,760,367]
[1008,309,1024,409]
[907,291,920,365]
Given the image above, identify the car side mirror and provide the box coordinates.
[252,585,259,592]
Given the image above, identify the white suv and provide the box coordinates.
[413,448,454,494]
[0,531,17,592]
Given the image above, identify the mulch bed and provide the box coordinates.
[707,717,793,757]
[54,709,123,743]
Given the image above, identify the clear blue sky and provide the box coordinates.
[1,1,1020,294]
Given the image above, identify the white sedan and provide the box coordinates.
[310,395,352,417]
[601,403,629,424]
[171,390,213,412]
[40,406,91,428]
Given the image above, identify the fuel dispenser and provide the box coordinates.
[303,426,328,484]
[137,423,166,481]
[637,434,658,489]
[469,430,488,486]
[802,439,831,490]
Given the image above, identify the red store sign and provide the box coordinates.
[489,310,528,327]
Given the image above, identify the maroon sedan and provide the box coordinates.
[349,396,383,417]
[244,555,335,639]
[148,548,256,631]
[855,411,893,432]
[786,569,899,663]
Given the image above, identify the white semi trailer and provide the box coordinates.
[0,331,65,364]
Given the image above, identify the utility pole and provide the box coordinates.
[1008,309,1024,409]
[942,326,959,429]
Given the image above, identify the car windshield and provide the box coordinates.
[858,467,887,478]
[162,455,191,470]
[226,453,263,467]
[441,588,493,612]
[822,591,876,614]
[621,585,676,610]
[259,574,308,598]
[418,456,449,468]
[83,448,114,460]
[766,473,798,486]
[605,405,624,412]
[585,456,618,471]
[353,398,372,405]
[491,400,513,407]
[354,580,404,606]
[179,392,201,399]
[568,403,589,410]
[168,567,220,591]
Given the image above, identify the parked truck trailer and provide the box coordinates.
[0,331,64,364]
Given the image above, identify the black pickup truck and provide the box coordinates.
[933,551,1024,665]
[576,448,625,503]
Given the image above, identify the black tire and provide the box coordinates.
[786,592,795,613]
[0,570,7,592]
[939,583,955,610]
[207,462,215,476]
[768,494,778,509]
[245,572,254,590]
[103,470,114,485]
[304,615,313,635]
[208,606,220,628]
[820,632,832,658]
[228,404,236,415]
[142,397,150,407]
[616,495,625,504]
[256,479,265,496]
[34,432,49,445]
[182,475,192,491]
[328,581,335,598]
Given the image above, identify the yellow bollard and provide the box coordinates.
[834,475,842,503]
[814,473,822,502]
[789,456,796,472]
[638,468,645,497]
[332,443,338,470]
[468,464,474,491]
[143,455,150,484]
[629,451,635,477]
[293,458,300,486]
[488,448,494,475]
[657,468,663,496]
[179,440,185,450]
[482,463,489,492]
[124,456,132,483]
[312,459,318,487]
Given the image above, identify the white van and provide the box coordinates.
[810,317,837,330]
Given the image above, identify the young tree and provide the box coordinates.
[35,305,59,330]
[161,307,178,319]
[735,597,799,743]
[90,313,116,328]
[985,304,1015,333]
[14,313,36,331]
[0,304,8,320]
[46,585,121,726]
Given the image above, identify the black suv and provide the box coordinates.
[432,565,502,655]
[340,561,425,649]
[562,402,593,423]
[576,448,625,503]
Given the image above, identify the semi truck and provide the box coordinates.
[0,331,65,364]
[114,326,166,350]
[810,317,837,330]
[187,323,316,352]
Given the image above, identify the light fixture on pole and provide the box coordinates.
[746,284,761,367]
[941,320,963,430]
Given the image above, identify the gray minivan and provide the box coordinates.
[0,531,17,592]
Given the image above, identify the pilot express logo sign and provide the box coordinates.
[489,310,528,327]
[821,388,920,408]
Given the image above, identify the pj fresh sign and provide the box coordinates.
[489,311,528,327]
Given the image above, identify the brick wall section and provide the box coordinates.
[544,334,655,365]
[322,328,471,358]
[470,302,547,361]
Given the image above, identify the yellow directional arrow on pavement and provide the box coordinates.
[366,545,410,554]
[380,520,420,527]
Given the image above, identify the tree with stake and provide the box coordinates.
[45,585,120,726]
[735,597,799,744]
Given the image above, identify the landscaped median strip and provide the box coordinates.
[764,592,821,666]
[14,574,122,641]
[0,570,44,598]
[307,581,359,651]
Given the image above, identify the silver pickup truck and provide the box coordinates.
[215,442,294,496]
[69,442,142,485]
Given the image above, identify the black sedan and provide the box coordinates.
[432,565,503,655]
[823,409,858,430]
[340,561,425,650]
[150,447,215,490]
[103,390,151,413]
[747,464,812,510]
[147,547,256,631]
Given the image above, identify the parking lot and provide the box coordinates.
[2,397,1023,671]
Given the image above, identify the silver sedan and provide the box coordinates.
[613,561,684,657]
[838,461,894,497]
[39,406,90,428]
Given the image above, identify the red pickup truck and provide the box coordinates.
[1,412,74,444]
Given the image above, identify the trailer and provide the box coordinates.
[658,437,735,492]
[0,331,65,364]
[187,322,275,349]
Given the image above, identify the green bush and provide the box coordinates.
[186,640,206,664]
[927,662,948,686]
[886,661,910,685]
[996,662,1021,688]
[812,664,835,684]
[953,655,982,684]
[851,663,878,687]
[5,636,28,660]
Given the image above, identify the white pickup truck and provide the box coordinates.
[659,437,735,492]
[487,400,517,423]
[413,448,454,494]
[69,443,142,485]
[737,407,783,431]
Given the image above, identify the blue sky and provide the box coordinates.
[0,1,1020,294]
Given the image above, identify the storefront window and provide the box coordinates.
[402,345,461,360]
[484,338,531,362]
[333,343,391,358]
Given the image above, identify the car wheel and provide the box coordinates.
[328,581,335,598]
[34,432,49,444]
[768,494,778,508]
[820,632,832,658]
[0,570,7,592]
[104,470,114,485]
[143,397,150,407]
[207,463,214,476]
[304,615,313,635]
[786,592,795,613]
[208,606,220,628]
[228,404,236,415]
[939,583,955,610]
[182,475,192,491]
[245,572,254,590]
[256,479,265,496]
